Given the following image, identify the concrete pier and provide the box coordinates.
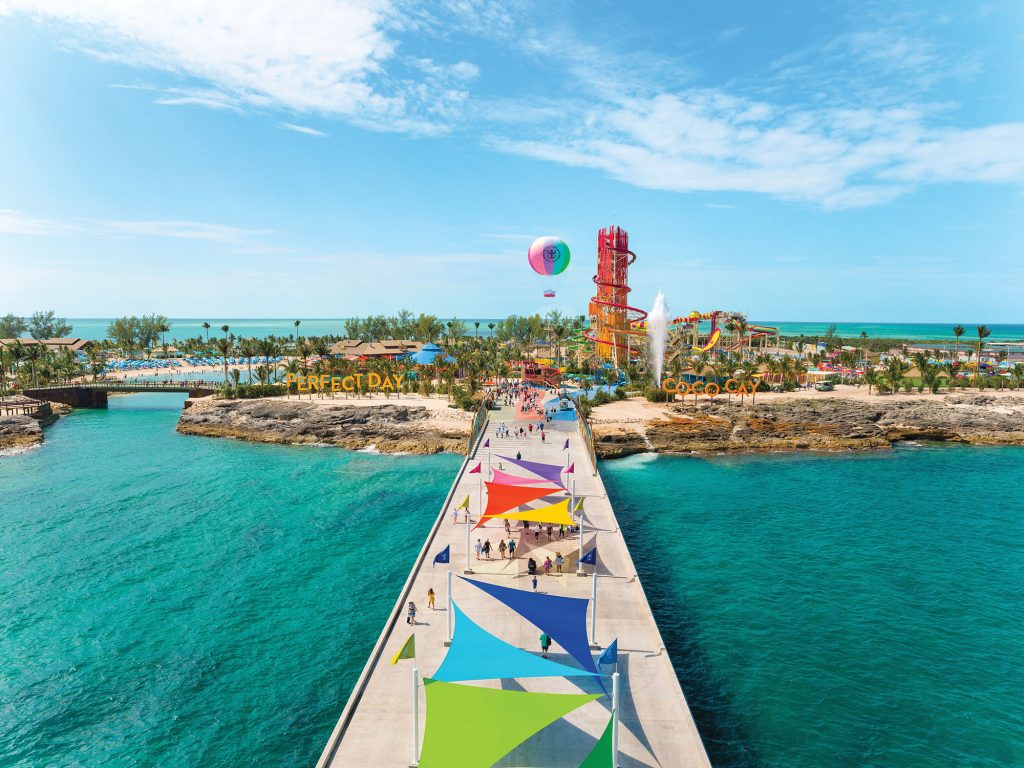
[316,399,711,767]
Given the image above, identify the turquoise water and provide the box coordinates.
[58,319,1024,342]
[0,394,460,768]
[602,448,1024,768]
[3,401,1022,767]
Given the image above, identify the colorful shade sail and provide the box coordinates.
[434,602,599,682]
[461,576,598,673]
[498,455,566,486]
[419,679,598,768]
[491,468,552,486]
[578,716,615,768]
[390,634,415,665]
[479,482,559,525]
[491,498,575,527]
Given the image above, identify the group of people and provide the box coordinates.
[526,553,566,577]
[475,536,518,560]
[494,421,546,440]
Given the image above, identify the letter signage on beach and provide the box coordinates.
[661,377,761,398]
[283,373,406,392]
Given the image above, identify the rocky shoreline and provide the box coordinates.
[591,394,1024,458]
[176,397,470,454]
[0,415,45,451]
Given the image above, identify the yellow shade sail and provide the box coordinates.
[491,498,574,527]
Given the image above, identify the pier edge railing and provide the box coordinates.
[577,409,598,475]
[468,399,489,454]
[316,409,490,768]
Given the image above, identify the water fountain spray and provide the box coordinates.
[648,291,669,386]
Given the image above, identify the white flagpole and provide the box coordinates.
[465,504,473,574]
[412,666,420,766]
[590,572,598,647]
[576,486,585,577]
[611,671,620,766]
[446,569,453,645]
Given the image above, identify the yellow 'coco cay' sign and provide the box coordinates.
[284,372,406,392]
[661,377,762,397]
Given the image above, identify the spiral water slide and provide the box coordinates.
[584,226,647,363]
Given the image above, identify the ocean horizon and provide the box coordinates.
[52,318,1024,343]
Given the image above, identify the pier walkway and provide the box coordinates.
[316,397,710,767]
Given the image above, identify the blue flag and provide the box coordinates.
[597,638,618,666]
[580,546,597,565]
[432,545,450,567]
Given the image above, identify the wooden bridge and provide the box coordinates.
[23,381,218,408]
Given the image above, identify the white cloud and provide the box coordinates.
[5,0,473,133]
[0,208,278,249]
[280,122,329,137]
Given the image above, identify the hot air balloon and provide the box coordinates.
[528,236,570,276]
[529,236,570,298]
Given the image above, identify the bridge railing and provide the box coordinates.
[27,380,221,391]
[467,398,490,455]
[577,408,598,475]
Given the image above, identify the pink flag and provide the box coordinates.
[469,462,482,474]
[566,463,575,474]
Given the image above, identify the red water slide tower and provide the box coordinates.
[585,225,647,366]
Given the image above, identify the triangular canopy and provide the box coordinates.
[491,498,575,527]
[491,468,553,486]
[578,716,615,768]
[480,482,559,522]
[462,576,597,673]
[434,602,599,682]
[498,454,565,486]
[419,679,600,768]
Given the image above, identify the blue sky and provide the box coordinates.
[0,0,1021,322]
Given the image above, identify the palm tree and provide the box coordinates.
[883,357,911,393]
[215,337,231,386]
[25,343,43,387]
[239,339,255,386]
[159,322,170,348]
[1009,363,1024,390]
[952,325,964,362]
[220,324,230,341]
[294,320,301,347]
[863,367,879,395]
[10,340,27,387]
[201,322,211,343]
[738,360,759,404]
[975,325,990,389]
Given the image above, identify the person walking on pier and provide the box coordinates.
[539,633,551,658]
[474,539,482,560]
[427,588,435,610]
[406,601,417,625]
[508,538,516,559]
[532,575,538,592]
[498,540,507,559]
[543,557,552,576]
[482,539,492,559]
[555,553,564,573]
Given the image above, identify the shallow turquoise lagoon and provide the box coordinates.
[0,394,460,767]
[2,396,1021,767]
[602,447,1024,768]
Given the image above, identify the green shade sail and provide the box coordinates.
[578,715,614,768]
[419,678,600,767]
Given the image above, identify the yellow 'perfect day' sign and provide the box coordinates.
[284,372,406,392]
